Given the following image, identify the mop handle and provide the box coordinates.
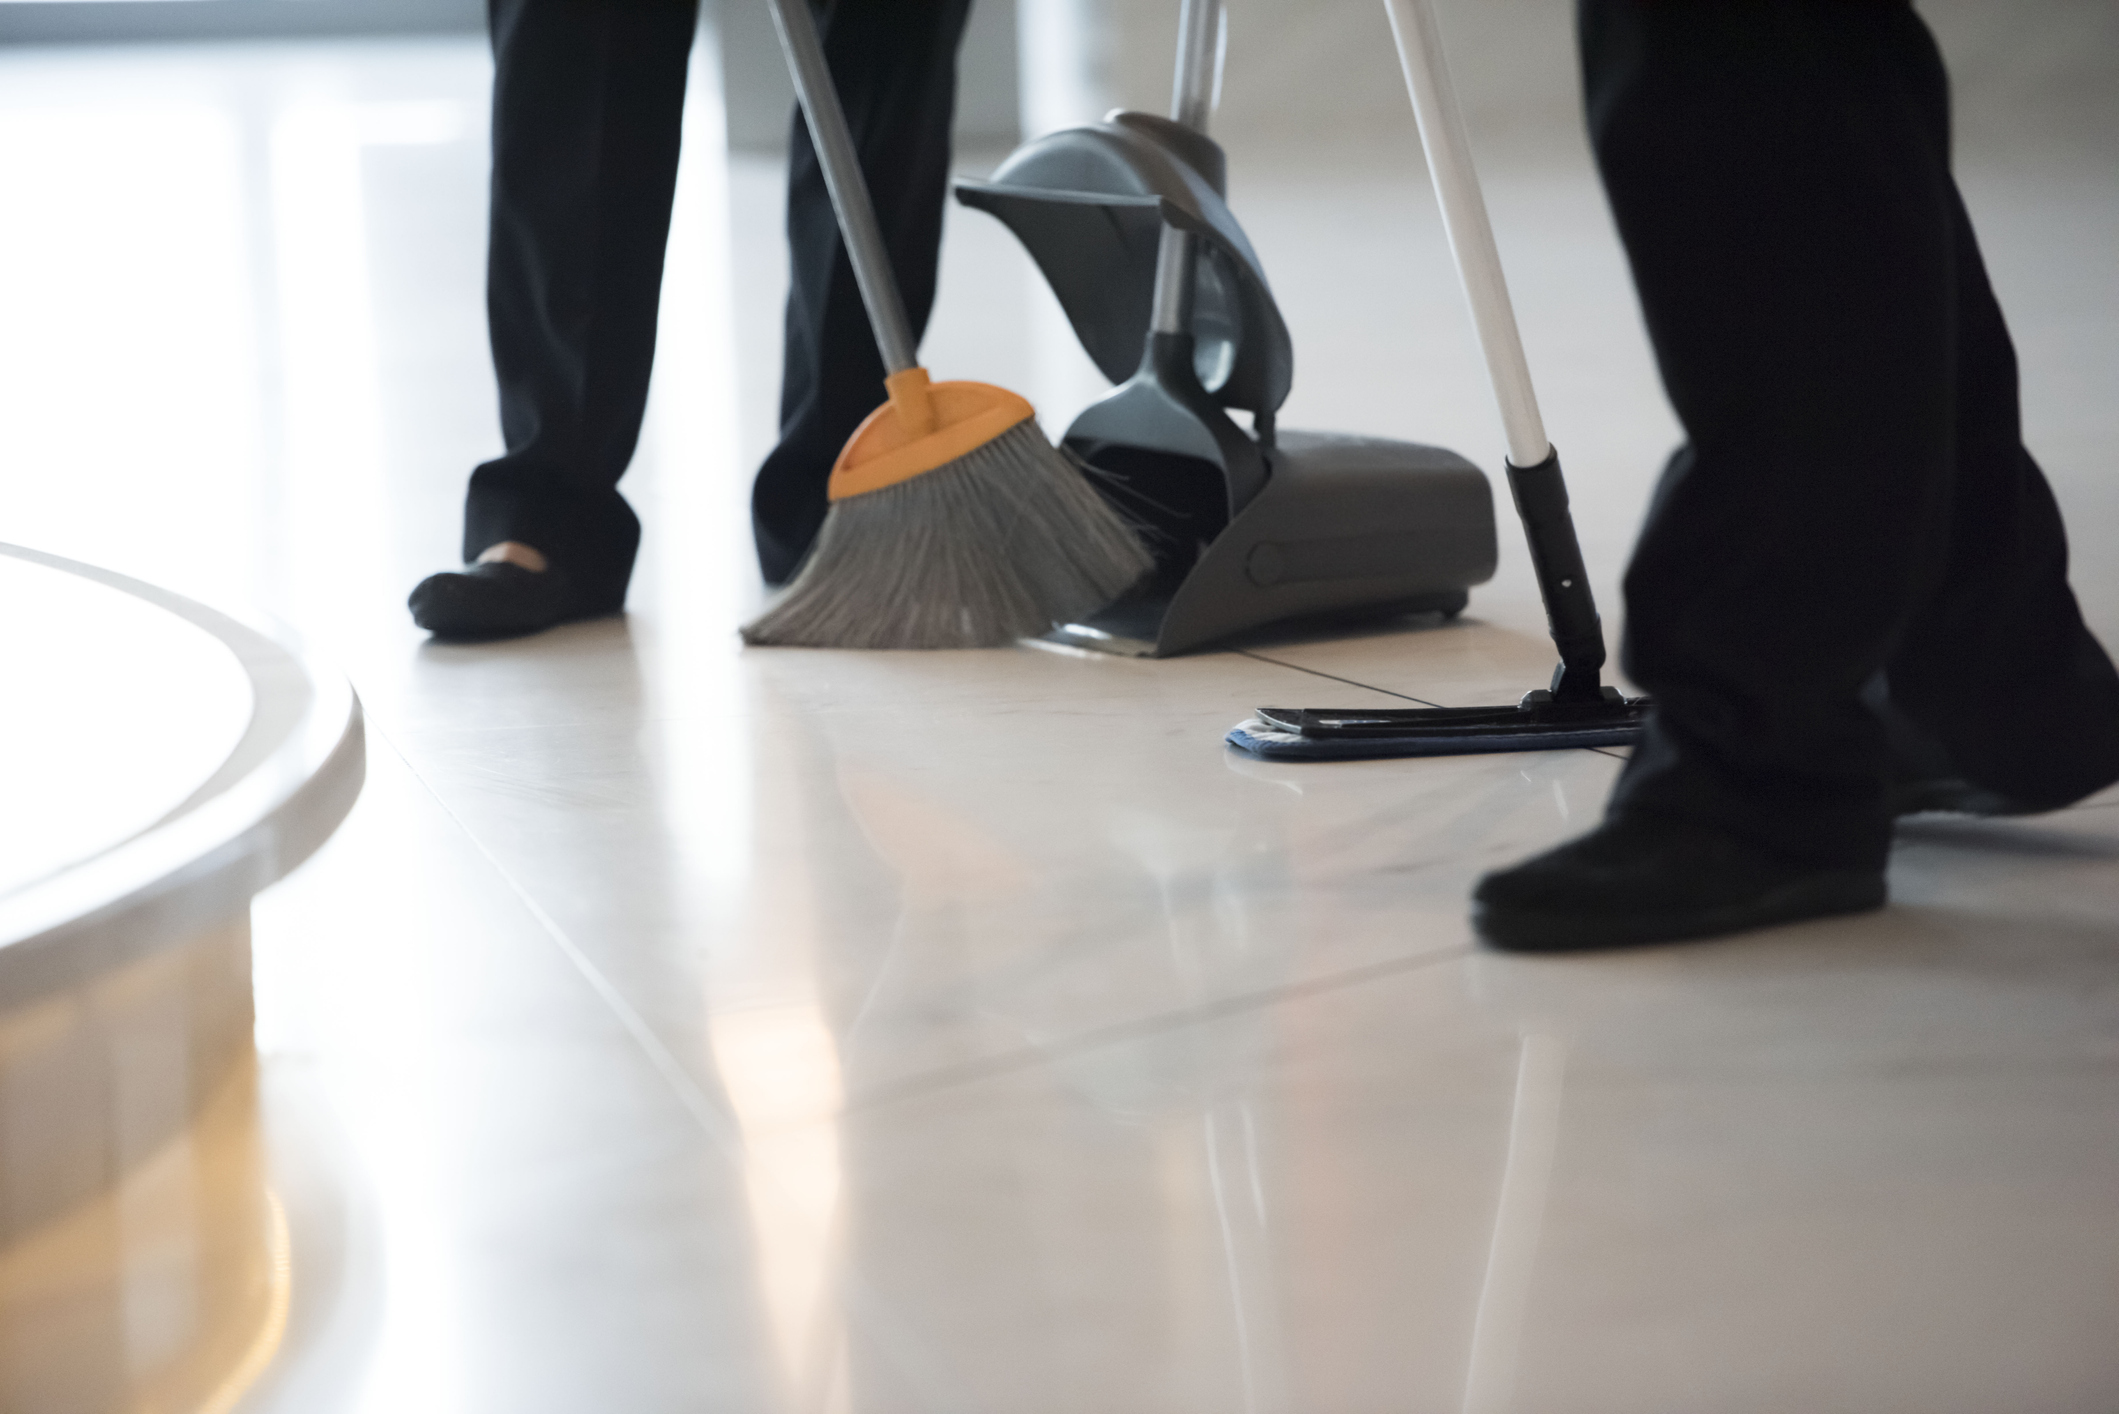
[1384,0,1551,470]
[765,0,919,376]
[1387,0,1610,697]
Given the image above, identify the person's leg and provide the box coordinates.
[1477,0,1961,948]
[1595,0,1965,870]
[1881,192,2119,809]
[751,0,973,586]
[413,0,697,637]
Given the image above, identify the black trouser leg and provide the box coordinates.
[1580,0,2119,868]
[465,0,698,605]
[751,0,974,586]
[1883,196,2119,808]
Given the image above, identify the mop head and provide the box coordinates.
[742,375,1151,650]
[1227,695,1649,760]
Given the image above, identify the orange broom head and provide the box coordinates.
[827,367,1037,502]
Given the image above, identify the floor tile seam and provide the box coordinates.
[1234,649,1446,707]
[380,690,1379,739]
[377,710,695,741]
[385,718,989,1389]
[840,942,1476,1116]
[381,729,987,1377]
[375,729,748,1153]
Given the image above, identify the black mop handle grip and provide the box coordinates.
[1506,447,1608,699]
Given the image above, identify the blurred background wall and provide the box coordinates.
[714,0,1024,148]
[712,0,2119,159]
[1030,0,2119,154]
[0,0,482,42]
[4,0,2109,159]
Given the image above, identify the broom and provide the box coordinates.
[742,0,1152,650]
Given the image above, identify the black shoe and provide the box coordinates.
[407,561,620,641]
[1472,813,1886,953]
[1870,679,2042,817]
[1888,773,2039,818]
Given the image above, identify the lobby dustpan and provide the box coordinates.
[1227,0,1648,759]
[955,0,1497,658]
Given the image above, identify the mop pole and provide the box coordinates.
[1384,0,1610,702]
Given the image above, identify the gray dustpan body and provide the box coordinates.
[956,112,1497,657]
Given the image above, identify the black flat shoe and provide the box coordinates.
[1472,813,1886,953]
[1889,773,2039,818]
[407,561,620,641]
[1872,682,2041,817]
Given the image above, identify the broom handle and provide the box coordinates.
[1382,0,1548,468]
[765,0,919,376]
[1385,0,1611,698]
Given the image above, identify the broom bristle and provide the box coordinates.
[742,420,1152,649]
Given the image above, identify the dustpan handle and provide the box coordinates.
[1383,0,1549,469]
[1151,0,1223,336]
[765,0,919,375]
[1170,0,1223,133]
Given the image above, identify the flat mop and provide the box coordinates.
[1227,0,1647,759]
[742,0,1150,650]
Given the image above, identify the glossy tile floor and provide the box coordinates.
[5,27,2119,1414]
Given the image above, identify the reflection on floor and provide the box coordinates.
[3,29,2118,1414]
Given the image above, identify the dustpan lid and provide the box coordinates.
[955,113,1294,417]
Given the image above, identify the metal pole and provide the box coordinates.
[1386,0,1614,698]
[1149,229,1199,336]
[1153,0,1222,337]
[765,0,918,375]
[1171,0,1222,133]
[1384,0,1550,469]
